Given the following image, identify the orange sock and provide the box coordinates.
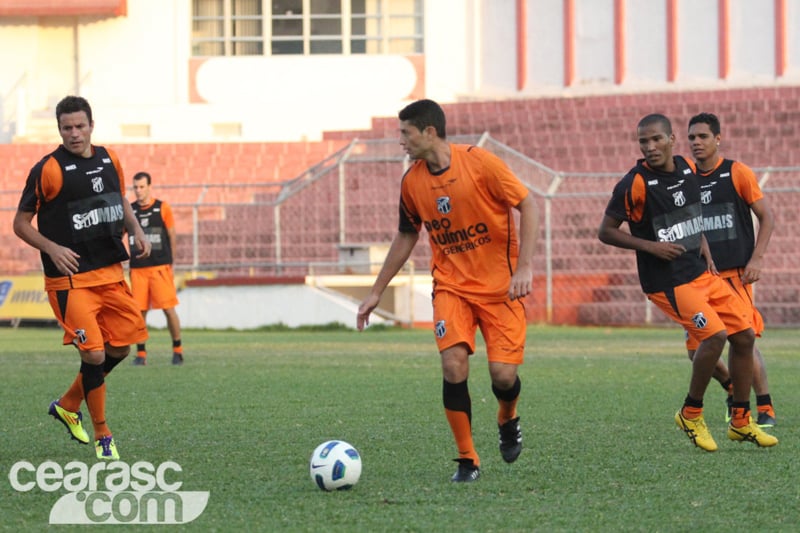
[757,405,775,417]
[81,362,110,439]
[61,355,123,411]
[497,398,518,426]
[173,345,183,355]
[85,383,110,439]
[681,405,703,419]
[445,409,480,467]
[59,373,84,413]
[492,377,521,425]
[731,406,750,428]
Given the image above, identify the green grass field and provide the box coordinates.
[0,324,798,532]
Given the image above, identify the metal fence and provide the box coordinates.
[2,135,799,326]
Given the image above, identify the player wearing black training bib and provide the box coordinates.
[128,171,184,366]
[598,113,776,452]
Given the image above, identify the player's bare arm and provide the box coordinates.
[357,231,419,330]
[742,197,774,284]
[598,214,686,260]
[122,197,151,259]
[699,234,718,275]
[168,225,178,267]
[509,194,537,300]
[13,210,80,275]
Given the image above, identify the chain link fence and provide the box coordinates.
[2,135,799,326]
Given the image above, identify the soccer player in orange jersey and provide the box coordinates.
[129,171,184,366]
[684,112,776,427]
[598,113,777,452]
[357,99,538,482]
[13,95,150,460]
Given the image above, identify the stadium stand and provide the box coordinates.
[325,86,800,170]
[324,86,800,326]
[2,86,799,326]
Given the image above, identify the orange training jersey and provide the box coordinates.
[399,144,529,301]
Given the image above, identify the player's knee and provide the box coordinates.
[105,344,131,358]
[80,350,106,365]
[488,363,518,389]
[440,344,470,382]
[699,330,727,353]
[728,327,756,348]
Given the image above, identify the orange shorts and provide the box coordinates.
[647,271,752,347]
[684,268,763,350]
[432,290,526,365]
[130,264,179,311]
[48,281,148,352]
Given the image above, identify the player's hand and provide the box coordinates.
[648,241,686,261]
[47,245,81,275]
[357,293,380,331]
[741,258,762,284]
[133,232,152,259]
[508,266,533,300]
[701,253,718,275]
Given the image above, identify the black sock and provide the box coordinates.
[731,400,751,411]
[684,395,703,409]
[756,394,772,407]
[103,354,124,374]
[81,361,104,395]
[443,379,471,422]
[492,376,521,402]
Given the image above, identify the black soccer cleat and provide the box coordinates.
[498,416,522,463]
[451,459,480,483]
[756,411,777,428]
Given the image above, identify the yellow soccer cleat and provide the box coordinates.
[48,401,90,445]
[728,421,778,447]
[675,411,718,452]
[95,435,120,460]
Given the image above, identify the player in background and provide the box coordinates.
[598,113,777,452]
[685,112,776,427]
[357,99,538,482]
[129,171,184,365]
[13,95,150,460]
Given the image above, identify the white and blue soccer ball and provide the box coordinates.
[309,440,362,491]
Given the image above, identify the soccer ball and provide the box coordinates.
[309,440,362,491]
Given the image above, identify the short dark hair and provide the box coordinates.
[398,99,447,139]
[637,113,672,135]
[55,96,93,125]
[688,112,721,136]
[133,172,152,184]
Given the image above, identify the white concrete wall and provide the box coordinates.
[145,284,381,330]
[144,282,434,330]
[2,0,799,144]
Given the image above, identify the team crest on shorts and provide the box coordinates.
[691,312,707,329]
[434,320,446,338]
[73,329,87,345]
